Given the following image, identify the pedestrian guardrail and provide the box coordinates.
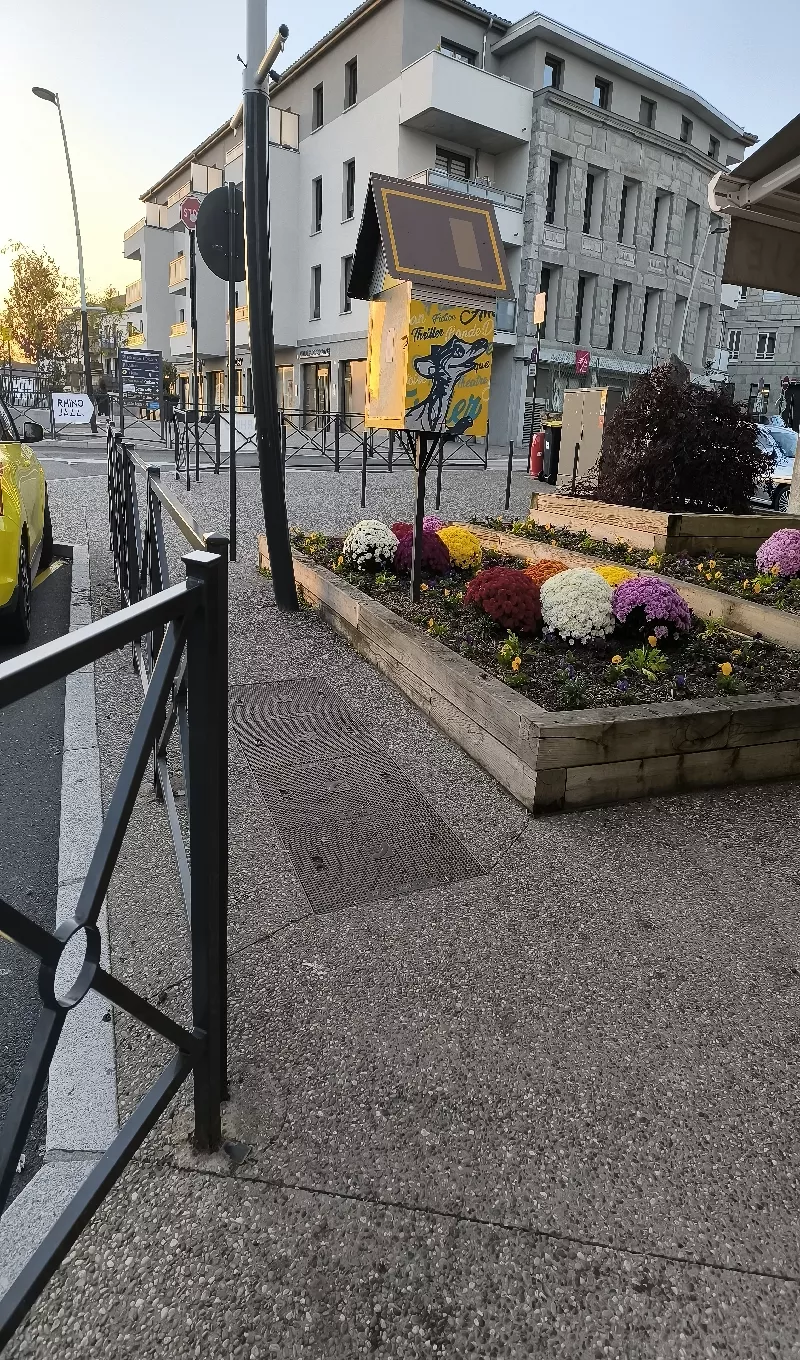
[0,432,229,1347]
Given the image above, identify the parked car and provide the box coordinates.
[753,417,799,514]
[0,395,53,643]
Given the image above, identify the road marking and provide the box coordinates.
[33,560,66,590]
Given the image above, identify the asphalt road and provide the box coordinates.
[0,560,72,1203]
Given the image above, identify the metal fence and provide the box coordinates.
[0,434,228,1348]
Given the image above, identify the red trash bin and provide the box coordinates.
[529,430,544,479]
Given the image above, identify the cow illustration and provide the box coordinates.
[406,334,490,432]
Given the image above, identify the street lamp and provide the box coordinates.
[676,221,728,363]
[32,85,97,432]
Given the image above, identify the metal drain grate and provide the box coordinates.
[230,678,483,913]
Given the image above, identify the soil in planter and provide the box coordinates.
[487,516,800,617]
[291,531,800,712]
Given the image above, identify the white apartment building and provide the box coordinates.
[122,0,755,443]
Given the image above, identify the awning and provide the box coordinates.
[709,113,800,295]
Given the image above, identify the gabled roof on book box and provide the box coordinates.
[347,173,514,302]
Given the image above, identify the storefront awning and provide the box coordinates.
[709,113,800,295]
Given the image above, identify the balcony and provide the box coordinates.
[123,202,169,259]
[409,168,523,246]
[170,322,187,338]
[400,50,531,154]
[226,142,243,165]
[226,304,250,345]
[125,279,142,309]
[167,180,192,210]
[125,331,146,348]
[268,107,299,151]
[169,255,187,290]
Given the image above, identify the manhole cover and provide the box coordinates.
[231,678,483,913]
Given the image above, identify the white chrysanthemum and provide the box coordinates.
[540,567,615,644]
[342,520,399,570]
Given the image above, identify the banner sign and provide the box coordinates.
[119,347,162,398]
[575,349,591,375]
[51,392,94,424]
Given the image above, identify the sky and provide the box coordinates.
[0,0,796,308]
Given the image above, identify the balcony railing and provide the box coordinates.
[124,203,169,237]
[170,322,187,338]
[226,305,249,327]
[124,217,146,241]
[169,256,187,287]
[410,167,523,212]
[125,279,142,307]
[125,331,146,348]
[167,180,192,209]
[268,106,299,151]
[225,142,243,165]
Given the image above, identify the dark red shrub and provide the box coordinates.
[593,364,774,513]
[391,522,412,539]
[394,529,451,575]
[465,567,541,632]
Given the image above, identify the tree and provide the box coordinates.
[0,243,77,366]
[593,364,774,514]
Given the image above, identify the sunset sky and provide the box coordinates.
[1,0,795,306]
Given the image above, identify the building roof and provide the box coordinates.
[140,118,232,202]
[491,12,757,144]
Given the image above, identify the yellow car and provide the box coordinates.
[0,396,53,644]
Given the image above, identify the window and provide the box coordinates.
[607,283,619,350]
[343,159,356,221]
[545,159,559,225]
[709,136,720,161]
[681,202,699,264]
[740,287,748,299]
[617,185,628,243]
[756,332,777,360]
[640,289,661,356]
[312,83,323,130]
[435,145,470,180]
[311,265,321,320]
[179,308,185,323]
[583,174,594,235]
[344,57,358,108]
[650,192,670,254]
[727,329,741,360]
[680,116,693,145]
[694,304,711,368]
[671,296,687,353]
[639,97,656,129]
[543,54,563,89]
[650,197,660,251]
[440,37,477,64]
[574,276,586,346]
[539,266,551,330]
[593,78,611,109]
[341,254,353,313]
[312,176,322,233]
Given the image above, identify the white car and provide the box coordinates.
[753,418,799,514]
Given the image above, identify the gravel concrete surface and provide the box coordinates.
[6,465,800,1357]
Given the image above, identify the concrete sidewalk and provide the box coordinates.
[7,466,800,1358]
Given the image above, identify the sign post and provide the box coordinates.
[181,195,202,484]
[117,347,163,439]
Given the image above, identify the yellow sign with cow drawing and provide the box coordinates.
[365,282,494,436]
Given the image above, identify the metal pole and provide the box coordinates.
[117,348,124,437]
[228,183,238,561]
[334,411,340,472]
[55,97,96,434]
[677,223,725,361]
[388,428,394,473]
[189,230,200,481]
[204,532,229,1101]
[361,430,368,508]
[243,8,297,610]
[410,432,427,604]
[435,438,444,510]
[505,439,514,511]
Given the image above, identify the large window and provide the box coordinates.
[545,159,559,225]
[343,159,356,221]
[709,136,720,161]
[311,265,321,320]
[543,54,563,89]
[639,97,656,129]
[435,145,470,180]
[607,283,619,350]
[311,176,322,234]
[680,116,693,145]
[312,83,323,130]
[440,37,477,64]
[344,57,358,108]
[727,329,741,360]
[593,77,611,109]
[756,331,777,360]
[574,276,586,346]
[583,174,594,235]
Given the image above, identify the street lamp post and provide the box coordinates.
[32,86,97,433]
[676,222,728,364]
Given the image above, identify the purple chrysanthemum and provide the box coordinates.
[612,576,692,633]
[423,514,446,532]
[755,529,800,578]
[394,529,451,575]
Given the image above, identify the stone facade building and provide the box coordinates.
[723,287,800,415]
[122,0,755,443]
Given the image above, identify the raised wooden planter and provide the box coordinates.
[469,523,800,652]
[529,492,800,556]
[262,539,800,813]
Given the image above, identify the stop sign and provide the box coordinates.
[180,195,201,230]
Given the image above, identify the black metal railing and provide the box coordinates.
[0,436,228,1348]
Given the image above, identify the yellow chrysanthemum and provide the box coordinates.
[511,656,522,672]
[719,661,732,676]
[647,635,658,648]
[593,564,635,587]
[611,654,623,665]
[436,525,483,570]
